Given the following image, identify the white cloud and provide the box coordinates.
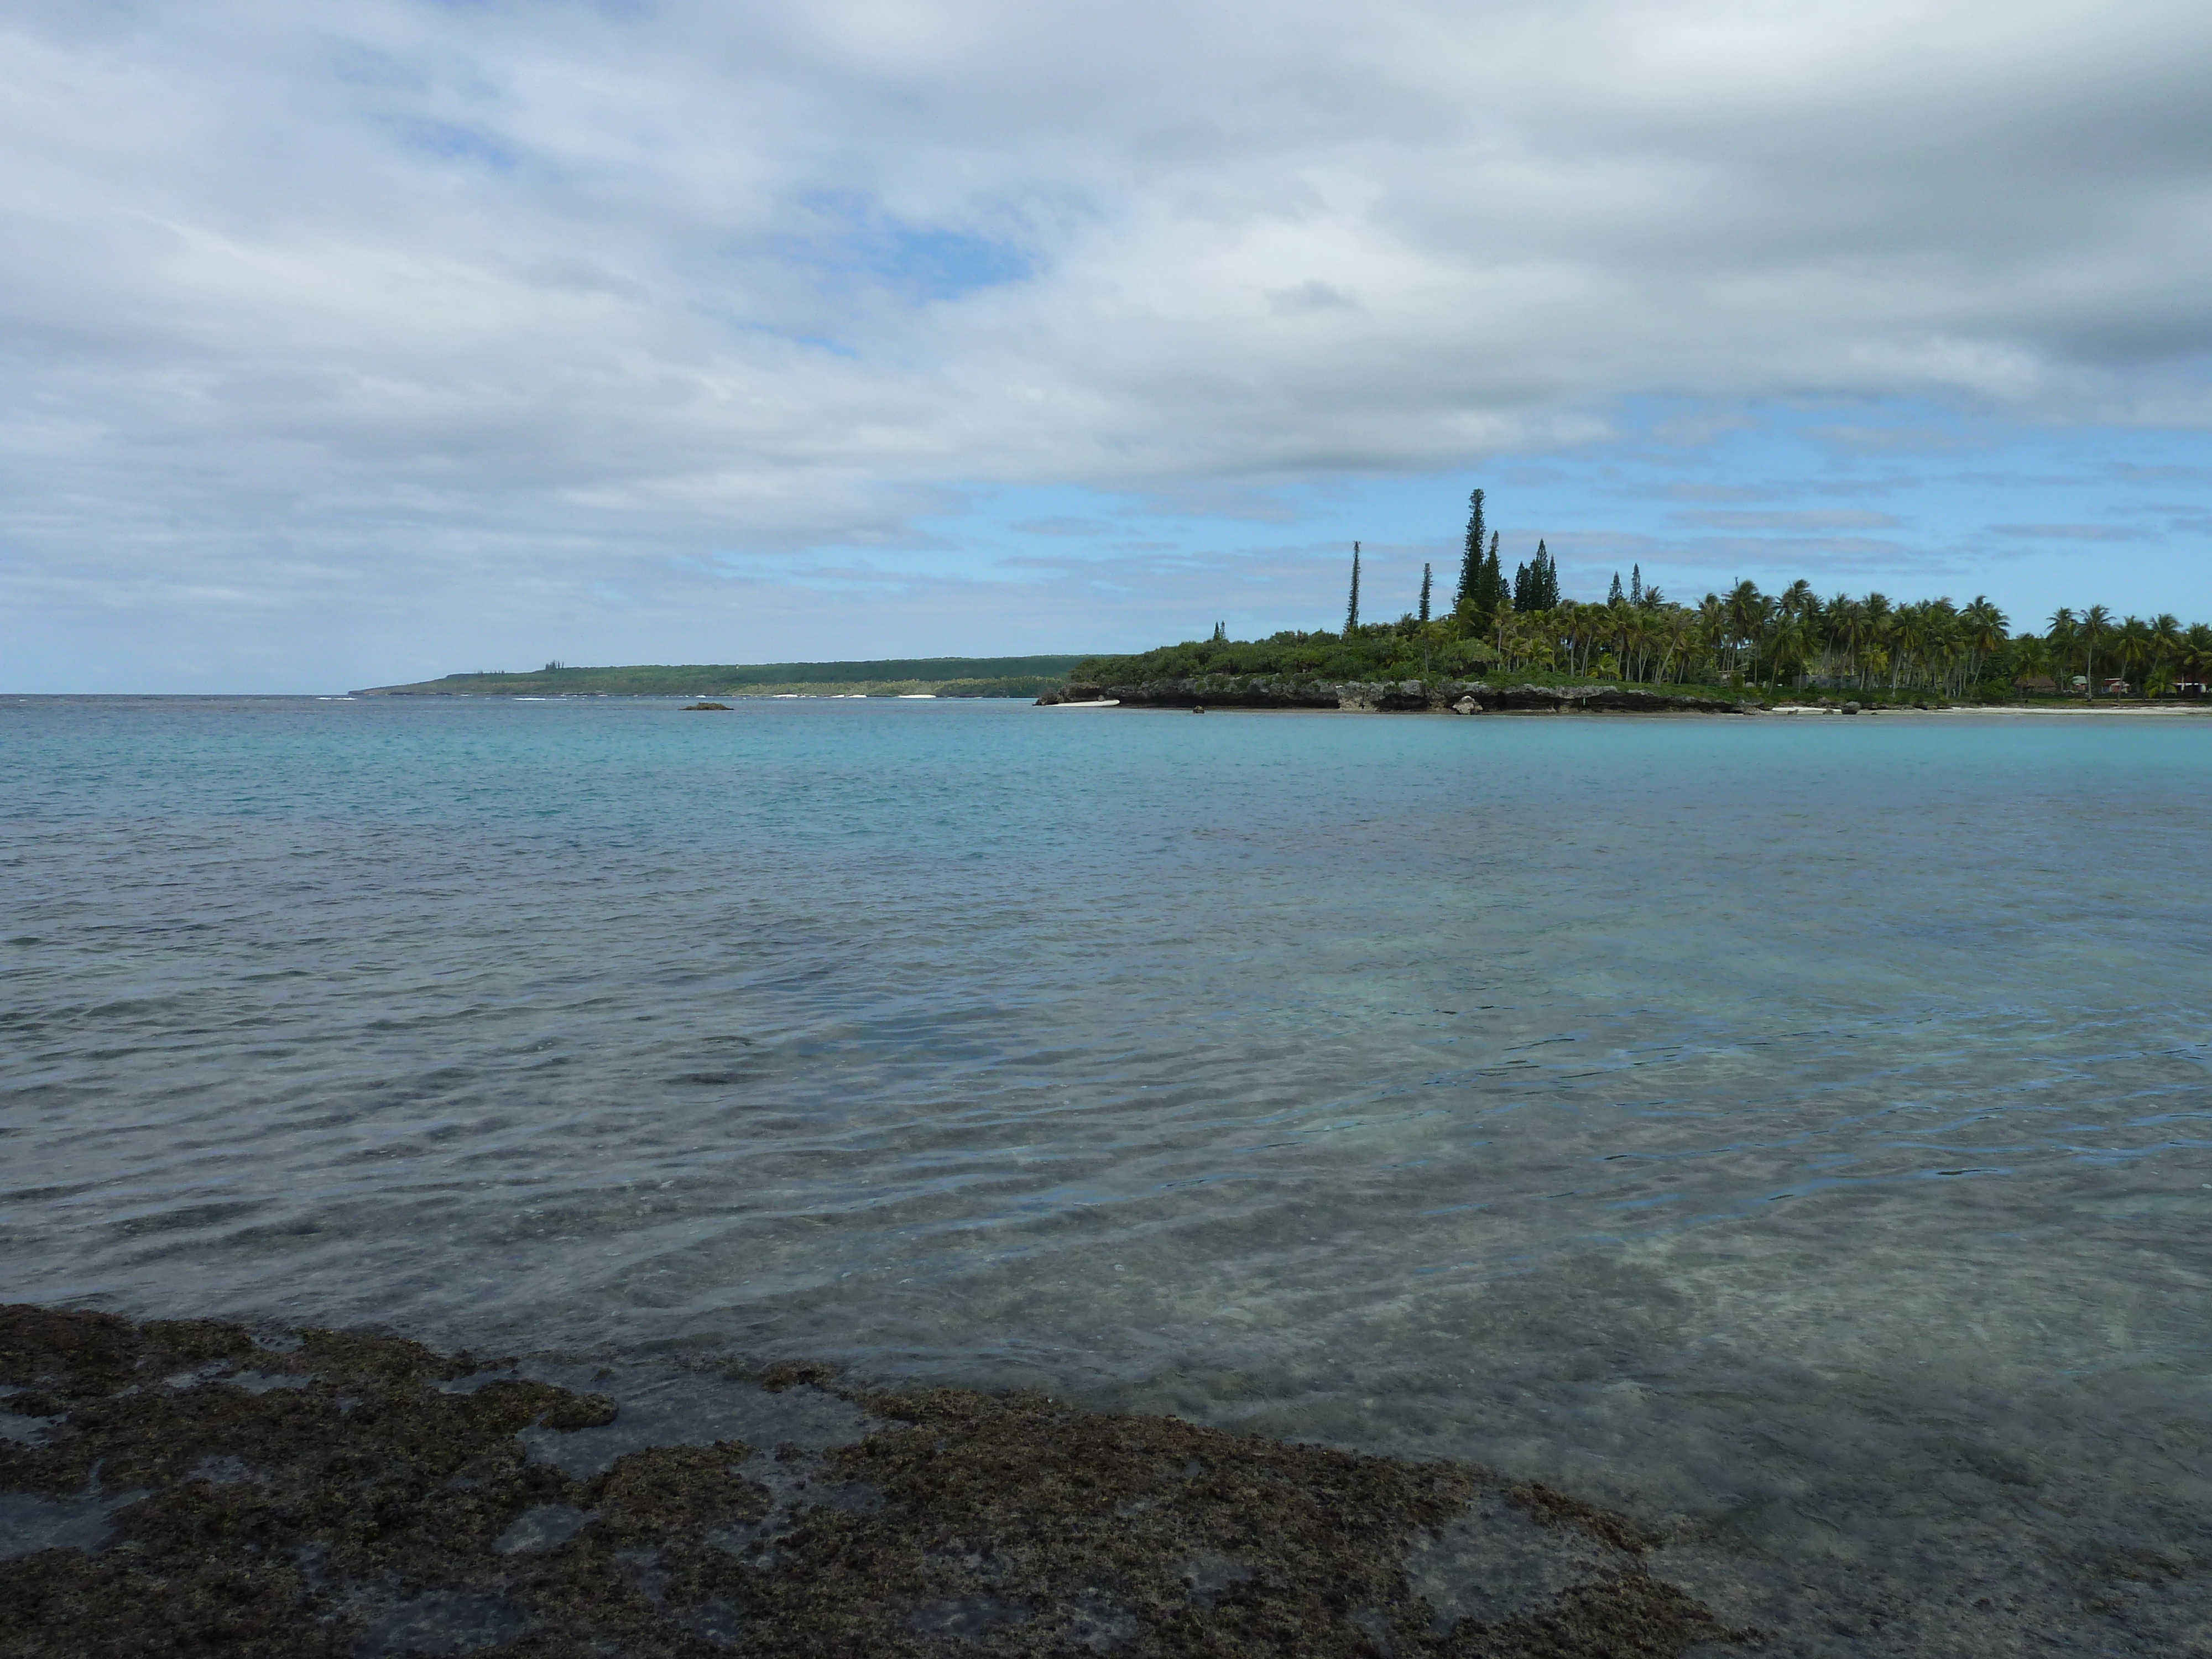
[2,0,2209,686]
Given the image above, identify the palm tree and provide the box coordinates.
[1612,608,1641,680]
[2081,605,2113,698]
[1520,619,1558,674]
[2046,608,2079,695]
[1572,601,1603,676]
[1861,592,1894,690]
[1640,608,1666,681]
[1653,608,1694,684]
[2008,633,2052,698]
[2115,615,2154,697]
[1552,601,1581,675]
[1695,594,1726,681]
[1767,613,1813,688]
[2181,623,2212,695]
[1890,602,1929,691]
[2152,613,2183,697]
[1922,597,1963,695]
[1725,581,1770,682]
[1960,596,2008,691]
[1824,594,1865,686]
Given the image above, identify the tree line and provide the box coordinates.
[1080,488,2209,697]
[1324,488,2211,698]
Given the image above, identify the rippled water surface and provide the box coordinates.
[6,695,2212,1647]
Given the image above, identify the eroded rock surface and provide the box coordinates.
[1,1306,1743,1657]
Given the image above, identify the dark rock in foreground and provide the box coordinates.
[0,1306,1744,1658]
[1038,679,1749,714]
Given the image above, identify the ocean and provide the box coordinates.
[5,694,2210,1650]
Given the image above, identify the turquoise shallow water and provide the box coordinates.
[6,695,2212,1648]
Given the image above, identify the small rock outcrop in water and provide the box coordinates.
[1039,679,1749,714]
[0,1305,1744,1658]
[681,702,732,711]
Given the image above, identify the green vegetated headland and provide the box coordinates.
[353,655,1089,700]
[1074,487,2212,705]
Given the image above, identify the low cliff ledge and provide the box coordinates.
[1039,679,1751,714]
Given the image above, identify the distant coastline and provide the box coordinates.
[352,655,1089,701]
[1037,675,2212,714]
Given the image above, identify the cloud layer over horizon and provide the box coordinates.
[4,0,2210,688]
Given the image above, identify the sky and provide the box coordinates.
[3,0,2209,692]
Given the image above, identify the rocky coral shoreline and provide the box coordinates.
[1038,679,1751,714]
[0,1305,1751,1658]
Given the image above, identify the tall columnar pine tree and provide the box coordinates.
[1608,571,1625,606]
[1512,542,1560,611]
[1514,551,1561,612]
[1458,489,1486,608]
[1467,532,1507,624]
[1345,542,1361,633]
[1630,564,1643,606]
[1418,562,1433,624]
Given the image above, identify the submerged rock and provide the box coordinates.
[681,702,732,712]
[0,1304,1745,1658]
